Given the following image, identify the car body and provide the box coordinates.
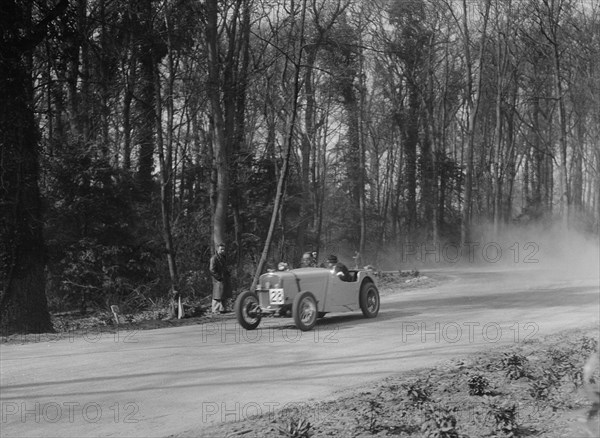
[234,267,380,331]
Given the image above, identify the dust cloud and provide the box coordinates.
[380,223,599,282]
[468,222,599,274]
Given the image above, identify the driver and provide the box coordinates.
[326,254,350,281]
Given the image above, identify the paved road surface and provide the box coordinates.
[1,265,598,438]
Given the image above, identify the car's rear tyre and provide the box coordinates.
[293,291,318,331]
[360,281,380,318]
[235,291,262,330]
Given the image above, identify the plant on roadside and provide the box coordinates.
[467,374,492,396]
[501,352,528,380]
[278,417,313,438]
[549,347,583,387]
[353,395,384,434]
[483,397,519,437]
[398,269,420,278]
[421,404,465,438]
[579,336,598,355]
[405,378,432,406]
[528,368,558,401]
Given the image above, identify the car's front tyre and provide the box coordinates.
[293,291,318,331]
[360,281,380,318]
[235,291,262,330]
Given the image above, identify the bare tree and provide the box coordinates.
[252,0,308,291]
[537,0,570,228]
[458,0,491,245]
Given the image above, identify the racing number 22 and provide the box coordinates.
[269,289,284,304]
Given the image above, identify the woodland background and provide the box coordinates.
[1,0,598,333]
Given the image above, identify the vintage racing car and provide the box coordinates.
[234,267,380,331]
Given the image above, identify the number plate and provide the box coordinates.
[269,288,284,304]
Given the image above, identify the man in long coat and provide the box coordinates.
[209,243,232,313]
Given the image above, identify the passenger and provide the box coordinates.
[326,254,350,281]
[311,251,319,264]
[313,251,328,268]
[300,251,317,268]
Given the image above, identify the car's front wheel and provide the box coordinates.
[360,281,380,318]
[235,291,262,330]
[293,291,318,331]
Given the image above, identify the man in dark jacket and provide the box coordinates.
[209,243,232,313]
[326,254,350,281]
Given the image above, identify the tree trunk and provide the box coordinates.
[230,0,251,270]
[553,41,570,228]
[357,30,367,261]
[538,0,569,227]
[136,0,156,196]
[571,120,584,215]
[595,147,600,232]
[423,32,441,244]
[0,60,52,333]
[251,0,307,292]
[154,16,178,296]
[299,46,318,255]
[122,6,137,171]
[0,0,68,335]
[460,0,491,245]
[341,82,363,246]
[398,87,418,234]
[205,0,230,247]
[492,5,510,236]
[123,86,133,170]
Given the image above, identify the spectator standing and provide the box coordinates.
[209,243,232,313]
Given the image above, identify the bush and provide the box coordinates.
[353,395,384,434]
[501,352,528,380]
[528,369,557,400]
[405,378,432,405]
[483,397,519,437]
[421,404,463,438]
[278,417,313,438]
[467,374,491,396]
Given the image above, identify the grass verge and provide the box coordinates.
[187,327,599,438]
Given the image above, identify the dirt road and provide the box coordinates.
[1,266,598,438]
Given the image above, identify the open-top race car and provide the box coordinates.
[234,267,380,331]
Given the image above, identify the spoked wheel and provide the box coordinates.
[360,281,380,318]
[293,291,318,331]
[235,291,262,330]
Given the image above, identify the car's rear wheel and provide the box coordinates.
[293,291,318,331]
[235,291,262,330]
[360,281,380,318]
